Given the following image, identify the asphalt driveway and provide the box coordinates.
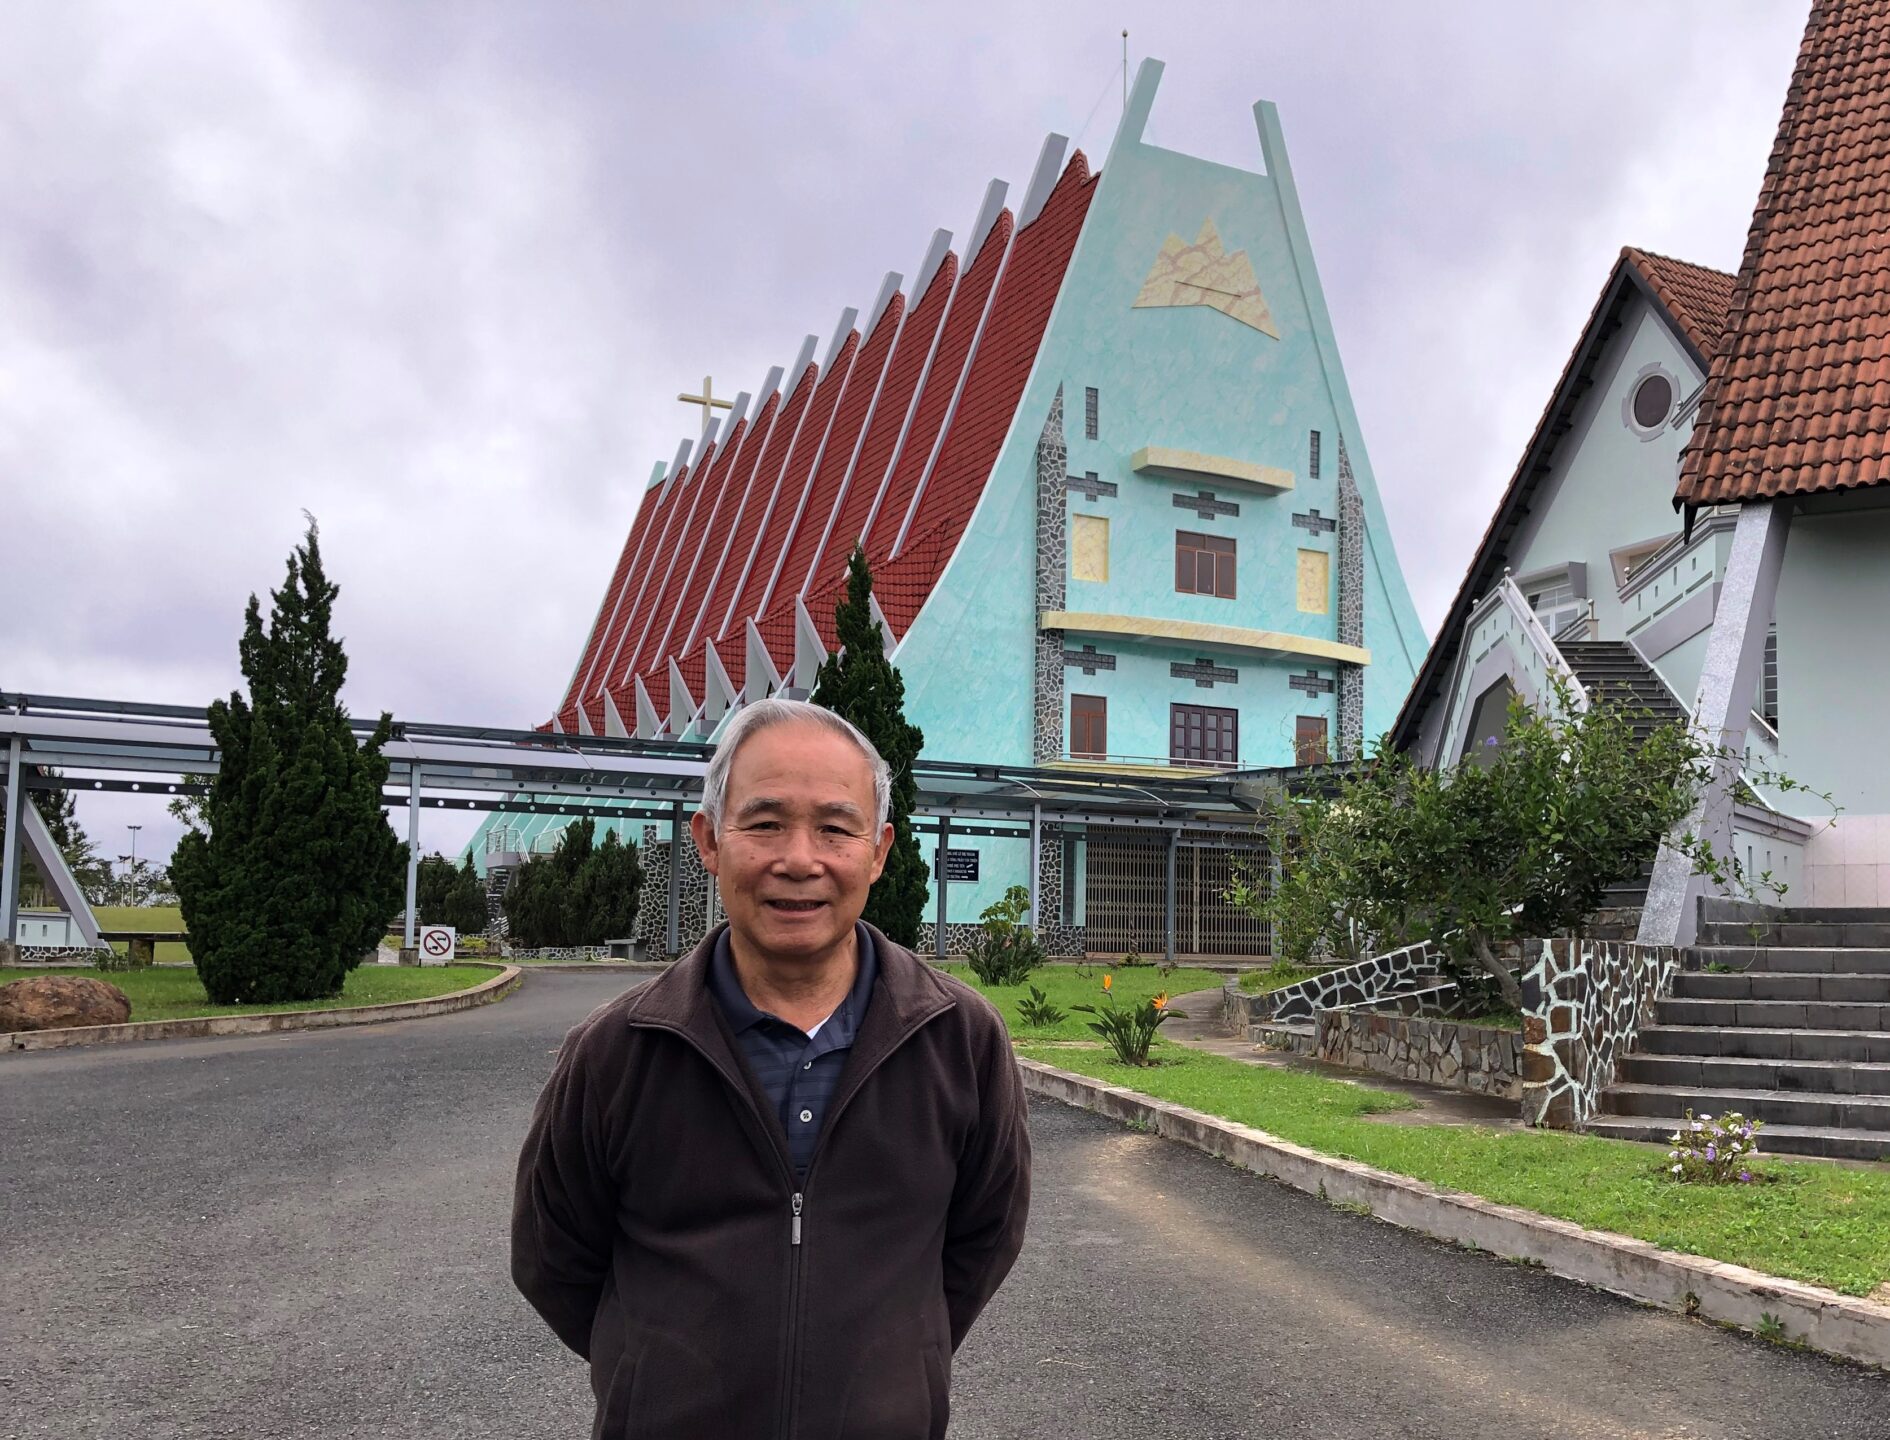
[3,970,1886,1439]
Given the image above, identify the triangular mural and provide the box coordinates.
[1132,219,1279,338]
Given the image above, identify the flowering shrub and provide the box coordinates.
[1072,976,1185,1066]
[1666,1110,1764,1184]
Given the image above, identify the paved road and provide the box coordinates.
[4,972,1888,1439]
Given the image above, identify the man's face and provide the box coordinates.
[691,720,894,963]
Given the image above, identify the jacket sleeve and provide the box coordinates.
[511,1020,618,1358]
[941,1007,1031,1349]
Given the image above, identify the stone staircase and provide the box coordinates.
[1558,641,1690,910]
[1586,905,1890,1160]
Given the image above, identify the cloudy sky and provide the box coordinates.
[0,0,1808,864]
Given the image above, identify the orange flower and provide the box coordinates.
[1101,974,1113,991]
[1152,992,1168,1011]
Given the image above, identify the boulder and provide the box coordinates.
[0,975,132,1032]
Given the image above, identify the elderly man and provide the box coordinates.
[512,698,1030,1439]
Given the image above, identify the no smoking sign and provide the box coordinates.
[419,926,456,963]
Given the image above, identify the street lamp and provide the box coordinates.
[126,824,142,869]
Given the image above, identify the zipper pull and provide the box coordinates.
[791,1192,803,1246]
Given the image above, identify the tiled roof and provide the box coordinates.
[1676,0,1890,507]
[555,150,1097,734]
[1624,248,1737,361]
[1389,246,1735,751]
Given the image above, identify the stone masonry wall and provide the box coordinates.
[1264,941,1439,1022]
[1317,1008,1523,1100]
[632,829,715,957]
[1033,388,1067,765]
[1520,938,1678,1128]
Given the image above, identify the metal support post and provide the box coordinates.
[935,814,950,962]
[1163,827,1177,967]
[1027,803,1042,931]
[402,764,423,954]
[666,800,683,958]
[0,738,22,950]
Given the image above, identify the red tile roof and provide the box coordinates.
[1677,0,1890,507]
[557,152,1097,732]
[1624,248,1738,361]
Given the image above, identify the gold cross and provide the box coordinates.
[677,375,734,433]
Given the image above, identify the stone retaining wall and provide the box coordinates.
[1316,1008,1523,1100]
[1521,937,1677,1129]
[1262,942,1438,1022]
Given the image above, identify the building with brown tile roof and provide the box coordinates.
[1676,0,1890,507]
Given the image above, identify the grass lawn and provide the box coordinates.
[1236,963,1324,993]
[92,905,191,963]
[1009,1036,1890,1299]
[939,963,1221,1042]
[0,964,495,1024]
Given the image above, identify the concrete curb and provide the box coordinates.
[3,964,524,1054]
[1017,1057,1890,1372]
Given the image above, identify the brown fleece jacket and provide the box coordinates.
[511,922,1031,1439]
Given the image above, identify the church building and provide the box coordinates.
[1396,0,1890,945]
[471,61,1428,945]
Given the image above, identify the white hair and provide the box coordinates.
[699,698,892,831]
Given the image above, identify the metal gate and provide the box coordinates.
[1083,825,1272,959]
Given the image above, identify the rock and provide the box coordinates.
[0,975,132,1032]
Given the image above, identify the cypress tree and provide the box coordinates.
[448,855,491,936]
[172,521,405,1003]
[811,547,928,945]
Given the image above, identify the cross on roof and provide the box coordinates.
[677,375,735,433]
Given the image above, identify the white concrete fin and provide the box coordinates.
[633,675,661,738]
[1108,58,1164,169]
[723,392,752,435]
[701,641,738,730]
[822,308,859,371]
[781,337,819,405]
[574,703,595,737]
[664,436,694,487]
[645,460,668,492]
[793,596,829,691]
[18,801,101,946]
[753,366,785,414]
[1018,133,1070,228]
[695,415,723,459]
[963,178,1010,271]
[549,716,566,734]
[667,658,697,738]
[863,272,903,337]
[913,229,953,304]
[866,592,898,656]
[743,618,783,703]
[601,690,630,739]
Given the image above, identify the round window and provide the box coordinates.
[1632,373,1673,429]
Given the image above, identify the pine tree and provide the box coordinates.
[448,855,491,935]
[171,521,405,1003]
[811,547,928,945]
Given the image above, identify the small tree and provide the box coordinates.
[1240,682,1795,1011]
[447,854,492,935]
[964,885,1044,987]
[811,547,928,945]
[501,819,640,946]
[172,520,405,1003]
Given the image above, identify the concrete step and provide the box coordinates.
[1690,946,1890,974]
[1602,1082,1890,1132]
[1636,1025,1890,1064]
[1701,900,1890,926]
[1249,1020,1315,1055]
[1620,1051,1890,1095]
[1581,1114,1890,1162]
[1670,971,1890,1002]
[1654,996,1890,1030]
[1698,920,1890,948]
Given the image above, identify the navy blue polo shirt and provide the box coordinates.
[707,925,878,1184]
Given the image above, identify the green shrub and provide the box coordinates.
[1014,985,1066,1028]
[1667,1110,1765,1184]
[964,885,1044,987]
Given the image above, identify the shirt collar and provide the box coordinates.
[708,922,878,1039]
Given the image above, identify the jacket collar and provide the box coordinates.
[625,920,957,1059]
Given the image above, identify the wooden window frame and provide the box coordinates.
[1294,715,1330,767]
[1175,530,1236,599]
[1170,702,1238,768]
[1071,693,1108,761]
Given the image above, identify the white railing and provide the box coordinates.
[1434,574,1587,763]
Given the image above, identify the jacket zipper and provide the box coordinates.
[630,1001,956,1440]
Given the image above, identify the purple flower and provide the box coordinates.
[1705,1144,1718,1162]
[1740,1171,1752,1182]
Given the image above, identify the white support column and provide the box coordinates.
[402,764,423,955]
[1640,500,1792,948]
[0,738,23,950]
